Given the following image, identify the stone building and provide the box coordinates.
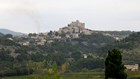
[22,41,30,46]
[37,37,46,45]
[59,20,85,34]
[58,20,92,38]
[124,64,139,71]
[68,20,85,30]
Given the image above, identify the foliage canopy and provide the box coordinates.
[105,49,127,79]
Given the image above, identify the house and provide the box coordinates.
[124,64,139,71]
[37,37,46,45]
[83,54,88,59]
[22,41,30,46]
[8,38,14,41]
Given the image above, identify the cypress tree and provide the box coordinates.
[105,49,127,79]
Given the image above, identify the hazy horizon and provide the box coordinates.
[0,0,140,33]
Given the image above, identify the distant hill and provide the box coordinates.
[98,32,140,64]
[0,29,139,76]
[94,30,133,40]
[0,28,24,35]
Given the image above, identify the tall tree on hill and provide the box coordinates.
[105,49,127,79]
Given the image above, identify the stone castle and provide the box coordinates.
[58,20,92,38]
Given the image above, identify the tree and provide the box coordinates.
[4,34,13,38]
[48,30,53,36]
[105,49,127,79]
[46,63,61,79]
[28,33,37,37]
[55,32,59,36]
[71,51,81,61]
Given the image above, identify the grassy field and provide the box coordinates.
[0,72,104,79]
[1,76,103,79]
[1,71,140,79]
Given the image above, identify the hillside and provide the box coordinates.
[0,29,24,35]
[94,30,133,40]
[99,32,140,64]
[0,28,139,76]
[0,31,118,76]
[0,20,136,75]
[119,32,140,64]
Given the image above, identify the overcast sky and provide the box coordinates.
[0,0,140,33]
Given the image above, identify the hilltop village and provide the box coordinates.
[11,20,129,46]
[12,20,93,46]
[0,20,140,77]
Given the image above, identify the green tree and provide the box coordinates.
[28,33,37,37]
[71,51,81,61]
[55,32,59,36]
[105,49,127,79]
[4,34,13,38]
[48,30,53,36]
[46,63,61,79]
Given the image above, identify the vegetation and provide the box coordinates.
[2,71,140,79]
[99,32,140,64]
[105,49,127,79]
[69,58,104,72]
[0,31,140,78]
